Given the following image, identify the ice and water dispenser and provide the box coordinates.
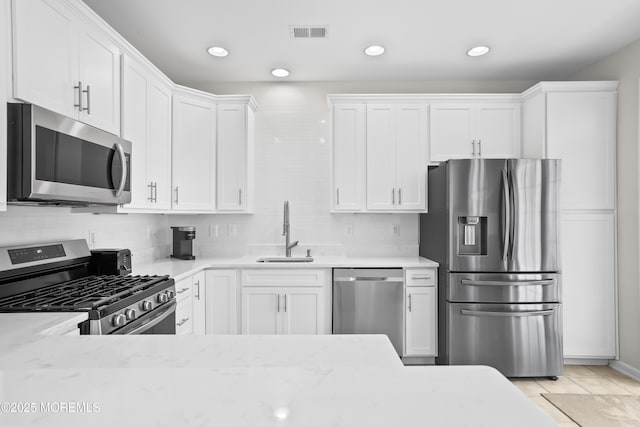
[457,216,487,255]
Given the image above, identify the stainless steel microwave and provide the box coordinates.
[7,103,131,206]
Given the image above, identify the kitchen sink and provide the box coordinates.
[256,257,314,263]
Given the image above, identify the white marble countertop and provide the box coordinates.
[133,256,439,281]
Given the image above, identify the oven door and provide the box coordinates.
[8,103,131,205]
[112,300,176,335]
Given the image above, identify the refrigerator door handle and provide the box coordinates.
[460,279,555,287]
[460,309,555,317]
[501,168,511,262]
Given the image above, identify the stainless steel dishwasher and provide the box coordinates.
[333,268,404,355]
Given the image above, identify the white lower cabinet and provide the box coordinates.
[562,213,616,358]
[205,270,238,334]
[404,269,437,357]
[174,277,193,335]
[241,269,328,335]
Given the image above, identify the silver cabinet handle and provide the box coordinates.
[174,187,179,204]
[147,182,154,202]
[478,139,482,157]
[398,188,402,205]
[176,287,190,294]
[74,81,83,111]
[238,188,242,206]
[410,274,432,280]
[113,143,127,198]
[284,294,287,312]
[408,294,412,312]
[472,140,476,156]
[153,182,157,203]
[195,280,200,300]
[460,309,555,317]
[83,85,91,114]
[277,294,280,312]
[336,188,340,206]
[176,317,190,326]
[392,188,395,205]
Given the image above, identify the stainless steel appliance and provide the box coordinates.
[89,248,132,276]
[7,103,131,206]
[333,268,404,356]
[171,226,196,260]
[420,159,562,378]
[0,240,175,335]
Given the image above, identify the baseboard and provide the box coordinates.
[609,360,640,381]
[564,358,609,366]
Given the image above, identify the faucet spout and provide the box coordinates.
[283,200,299,257]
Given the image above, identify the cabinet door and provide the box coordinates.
[546,92,616,210]
[205,270,238,334]
[242,287,281,335]
[395,105,426,210]
[192,271,206,336]
[217,105,248,211]
[172,94,216,211]
[0,0,8,211]
[562,213,616,358]
[429,104,474,162]
[146,79,172,210]
[12,0,77,118]
[282,288,324,335]
[366,105,396,210]
[475,103,521,158]
[405,286,437,356]
[332,104,365,211]
[76,25,121,135]
[121,57,150,209]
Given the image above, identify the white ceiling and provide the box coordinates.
[82,0,640,84]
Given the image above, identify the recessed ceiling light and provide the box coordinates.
[271,68,290,78]
[364,45,385,56]
[467,46,490,57]
[207,46,229,57]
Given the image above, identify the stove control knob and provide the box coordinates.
[112,314,126,327]
[141,300,153,311]
[125,309,136,320]
[167,290,175,299]
[157,293,168,304]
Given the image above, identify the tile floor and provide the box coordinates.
[511,365,640,426]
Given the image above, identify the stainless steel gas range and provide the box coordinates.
[0,239,176,335]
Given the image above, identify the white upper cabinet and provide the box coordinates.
[0,0,8,211]
[121,56,172,211]
[216,100,256,212]
[430,102,520,162]
[12,0,121,135]
[521,82,617,211]
[331,104,366,211]
[366,104,427,211]
[172,89,217,212]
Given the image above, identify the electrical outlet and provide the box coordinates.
[344,224,353,237]
[392,224,400,237]
[88,229,96,248]
[228,224,237,237]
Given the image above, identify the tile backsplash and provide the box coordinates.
[169,111,420,258]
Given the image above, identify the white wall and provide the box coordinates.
[0,207,169,263]
[571,38,640,372]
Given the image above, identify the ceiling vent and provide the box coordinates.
[290,25,328,39]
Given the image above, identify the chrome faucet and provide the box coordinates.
[283,200,299,257]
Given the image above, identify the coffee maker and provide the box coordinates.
[171,226,196,260]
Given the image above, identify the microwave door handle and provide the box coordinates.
[113,143,127,197]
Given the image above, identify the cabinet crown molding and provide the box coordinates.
[173,84,258,109]
[327,93,521,105]
[521,81,619,102]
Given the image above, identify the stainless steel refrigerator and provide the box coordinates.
[420,159,562,378]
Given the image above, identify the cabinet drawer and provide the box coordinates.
[175,277,193,301]
[405,269,436,287]
[175,296,193,335]
[241,269,327,287]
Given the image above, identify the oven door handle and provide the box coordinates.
[113,142,127,198]
[114,300,176,335]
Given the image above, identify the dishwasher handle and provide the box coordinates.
[334,277,404,283]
